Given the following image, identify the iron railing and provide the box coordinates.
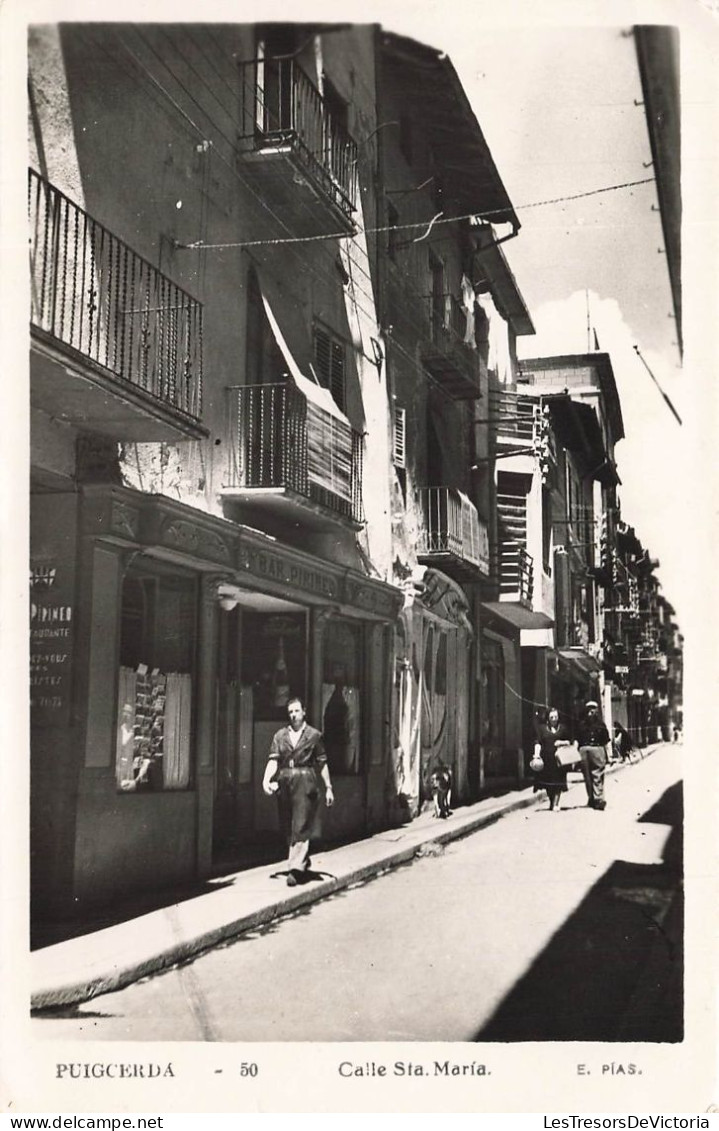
[425,292,474,351]
[29,168,203,418]
[238,58,358,220]
[226,384,363,524]
[417,487,488,570]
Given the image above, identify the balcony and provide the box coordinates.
[417,487,490,580]
[221,383,363,530]
[490,389,535,444]
[29,169,206,442]
[497,542,534,607]
[237,58,358,238]
[421,293,483,399]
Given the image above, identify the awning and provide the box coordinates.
[545,396,619,484]
[557,648,602,676]
[260,290,355,505]
[481,602,554,631]
[260,291,349,425]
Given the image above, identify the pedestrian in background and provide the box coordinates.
[532,706,573,811]
[613,720,635,762]
[262,697,334,886]
[430,762,452,818]
[577,700,611,810]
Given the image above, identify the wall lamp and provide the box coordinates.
[214,580,243,612]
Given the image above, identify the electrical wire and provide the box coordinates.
[175,178,657,251]
[116,26,486,409]
[72,27,655,423]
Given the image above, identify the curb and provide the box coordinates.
[31,792,542,1011]
[31,746,662,1011]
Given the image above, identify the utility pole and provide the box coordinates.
[633,345,682,425]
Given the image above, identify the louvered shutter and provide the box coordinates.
[314,327,346,413]
[392,406,406,468]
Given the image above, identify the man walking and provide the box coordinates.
[262,697,334,886]
[577,700,611,810]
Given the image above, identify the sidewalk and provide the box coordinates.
[30,747,660,1011]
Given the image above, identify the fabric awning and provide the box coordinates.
[557,648,602,676]
[260,291,350,425]
[260,290,355,505]
[481,602,554,631]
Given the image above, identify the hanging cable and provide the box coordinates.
[632,345,682,425]
[174,177,657,251]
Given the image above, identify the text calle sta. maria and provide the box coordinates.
[338,1061,489,1078]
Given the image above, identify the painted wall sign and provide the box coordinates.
[237,543,340,601]
[30,566,74,724]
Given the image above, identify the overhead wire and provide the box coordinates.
[117,25,480,407]
[76,26,657,419]
[174,177,657,250]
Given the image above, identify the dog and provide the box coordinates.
[430,765,452,819]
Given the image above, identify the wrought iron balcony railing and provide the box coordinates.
[238,58,358,222]
[426,292,473,348]
[417,487,489,577]
[225,383,363,526]
[29,169,203,420]
[421,293,482,398]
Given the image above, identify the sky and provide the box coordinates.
[371,7,718,627]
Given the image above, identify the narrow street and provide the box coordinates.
[33,745,682,1043]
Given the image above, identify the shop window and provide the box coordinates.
[321,618,362,775]
[116,563,197,793]
[242,612,307,723]
[481,639,505,755]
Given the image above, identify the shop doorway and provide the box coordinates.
[212,597,307,865]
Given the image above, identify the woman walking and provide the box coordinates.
[532,707,573,811]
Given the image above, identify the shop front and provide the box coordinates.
[30,484,402,919]
[480,602,554,784]
[550,648,602,732]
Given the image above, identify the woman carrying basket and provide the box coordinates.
[531,707,573,811]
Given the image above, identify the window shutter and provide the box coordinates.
[392,406,406,468]
[330,339,345,412]
[313,327,346,412]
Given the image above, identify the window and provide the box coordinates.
[322,75,348,135]
[542,483,552,574]
[116,563,197,793]
[481,637,505,759]
[322,618,363,775]
[429,250,445,342]
[313,325,346,412]
[242,612,307,722]
[392,405,406,469]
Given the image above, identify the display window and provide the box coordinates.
[115,561,197,792]
[481,637,506,755]
[241,612,307,722]
[321,617,363,775]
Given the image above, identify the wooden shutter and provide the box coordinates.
[314,327,346,412]
[392,405,406,468]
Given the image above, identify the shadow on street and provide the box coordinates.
[475,782,683,1042]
